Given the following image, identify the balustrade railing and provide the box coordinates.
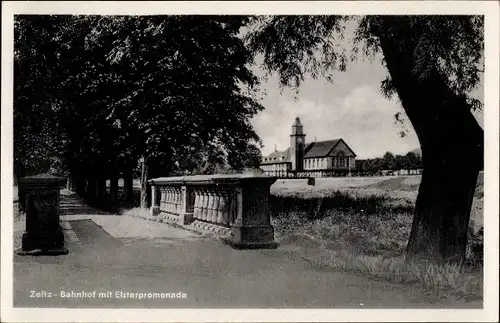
[149,174,277,249]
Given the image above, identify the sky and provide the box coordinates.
[249,29,484,160]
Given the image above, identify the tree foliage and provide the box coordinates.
[246,15,483,110]
[356,151,423,175]
[14,15,265,182]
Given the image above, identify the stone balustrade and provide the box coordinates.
[148,174,278,249]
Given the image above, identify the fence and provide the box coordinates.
[149,174,278,249]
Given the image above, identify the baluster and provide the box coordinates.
[198,190,205,220]
[217,190,228,226]
[168,188,173,213]
[229,190,238,225]
[199,189,206,221]
[193,189,201,219]
[160,188,166,211]
[200,190,207,221]
[206,190,215,223]
[165,188,170,213]
[165,187,169,212]
[172,187,177,214]
[165,187,170,212]
[213,190,222,224]
[175,188,181,215]
[202,189,210,221]
[208,190,216,223]
[173,188,178,215]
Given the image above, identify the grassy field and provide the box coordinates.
[270,173,484,302]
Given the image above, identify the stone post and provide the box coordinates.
[16,174,68,256]
[178,185,194,225]
[150,185,160,217]
[221,176,278,249]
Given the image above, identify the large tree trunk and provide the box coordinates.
[74,173,86,196]
[110,175,119,202]
[86,176,97,201]
[374,18,484,264]
[96,177,107,201]
[123,171,134,205]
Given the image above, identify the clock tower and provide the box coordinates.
[290,117,306,171]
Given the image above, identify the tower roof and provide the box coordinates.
[292,117,302,127]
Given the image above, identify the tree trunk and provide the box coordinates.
[66,176,72,191]
[96,177,107,201]
[86,177,97,201]
[123,171,134,204]
[74,174,85,196]
[110,175,118,201]
[374,19,484,264]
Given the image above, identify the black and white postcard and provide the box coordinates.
[1,1,499,322]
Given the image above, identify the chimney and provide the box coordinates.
[314,136,317,142]
[274,144,277,152]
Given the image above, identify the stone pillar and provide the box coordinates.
[221,177,278,249]
[150,185,160,217]
[178,185,194,225]
[16,174,68,256]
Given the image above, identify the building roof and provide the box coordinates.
[262,138,356,164]
[303,139,341,158]
[261,147,290,164]
[292,117,303,127]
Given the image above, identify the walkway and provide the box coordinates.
[13,193,478,309]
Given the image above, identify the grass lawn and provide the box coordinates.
[270,173,484,302]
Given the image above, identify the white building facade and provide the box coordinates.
[261,117,357,177]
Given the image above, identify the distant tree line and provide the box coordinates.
[355,151,423,175]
